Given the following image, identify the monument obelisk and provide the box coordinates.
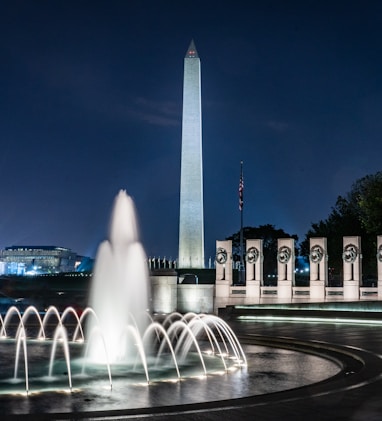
[178,40,205,268]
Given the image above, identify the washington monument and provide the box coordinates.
[178,40,205,268]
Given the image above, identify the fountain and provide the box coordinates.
[0,191,343,417]
[0,190,247,398]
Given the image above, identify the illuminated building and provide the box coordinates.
[0,246,77,275]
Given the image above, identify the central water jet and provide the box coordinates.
[87,190,150,363]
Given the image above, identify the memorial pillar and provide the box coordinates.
[309,237,328,299]
[245,239,262,298]
[377,236,382,298]
[215,240,232,308]
[277,238,295,299]
[342,236,361,300]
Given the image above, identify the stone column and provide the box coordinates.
[215,240,232,310]
[215,240,232,282]
[377,236,382,298]
[342,236,361,300]
[277,238,295,299]
[309,237,328,299]
[245,239,262,298]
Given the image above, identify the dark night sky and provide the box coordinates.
[1,1,382,261]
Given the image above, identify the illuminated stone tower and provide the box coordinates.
[178,40,204,268]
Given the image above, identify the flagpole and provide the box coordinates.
[239,161,245,284]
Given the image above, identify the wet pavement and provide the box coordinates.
[95,311,382,421]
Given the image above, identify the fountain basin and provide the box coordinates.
[0,339,341,417]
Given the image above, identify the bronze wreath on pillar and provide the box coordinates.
[377,245,382,263]
[310,245,324,263]
[215,247,227,264]
[246,247,259,264]
[277,246,291,264]
[342,244,359,263]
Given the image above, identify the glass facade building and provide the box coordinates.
[0,246,77,275]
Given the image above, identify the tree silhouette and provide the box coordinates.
[301,171,382,280]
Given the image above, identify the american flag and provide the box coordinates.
[239,163,244,211]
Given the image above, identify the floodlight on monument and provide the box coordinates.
[277,246,291,264]
[342,244,359,263]
[246,246,259,264]
[309,245,324,263]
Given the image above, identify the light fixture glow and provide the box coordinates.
[238,315,382,326]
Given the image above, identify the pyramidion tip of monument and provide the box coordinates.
[186,39,198,58]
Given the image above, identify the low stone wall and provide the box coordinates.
[177,284,214,314]
[150,274,178,313]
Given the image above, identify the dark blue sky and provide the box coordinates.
[1,1,382,261]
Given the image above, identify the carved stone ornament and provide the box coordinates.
[310,245,324,263]
[377,245,382,263]
[342,244,358,263]
[246,246,259,264]
[277,246,291,264]
[215,247,227,264]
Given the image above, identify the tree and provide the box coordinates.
[226,224,298,283]
[351,172,382,236]
[301,171,382,280]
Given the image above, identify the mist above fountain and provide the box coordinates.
[86,190,150,363]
